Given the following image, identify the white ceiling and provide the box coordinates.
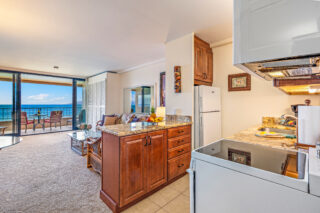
[0,0,233,77]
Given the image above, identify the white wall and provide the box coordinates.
[105,72,121,114]
[213,43,320,137]
[165,33,194,116]
[119,60,166,113]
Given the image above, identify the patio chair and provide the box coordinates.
[44,111,62,130]
[21,112,35,133]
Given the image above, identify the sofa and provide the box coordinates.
[96,113,149,127]
[88,113,149,174]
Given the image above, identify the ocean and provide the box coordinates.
[0,104,82,121]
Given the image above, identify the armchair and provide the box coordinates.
[87,137,102,174]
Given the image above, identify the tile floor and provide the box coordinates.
[123,174,190,213]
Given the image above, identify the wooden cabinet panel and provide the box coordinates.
[168,125,191,139]
[168,143,191,160]
[168,153,191,181]
[147,130,167,191]
[194,36,213,86]
[120,134,148,207]
[168,134,190,149]
[204,49,213,83]
[195,45,204,81]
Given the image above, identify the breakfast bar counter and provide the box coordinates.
[227,126,297,151]
[98,120,192,136]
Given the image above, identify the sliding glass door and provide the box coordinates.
[12,73,21,136]
[0,72,20,136]
[73,80,86,129]
[20,74,74,135]
[0,70,85,136]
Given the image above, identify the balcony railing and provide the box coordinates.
[0,106,81,121]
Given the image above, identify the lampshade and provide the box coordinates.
[156,107,166,118]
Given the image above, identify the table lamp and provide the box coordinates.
[156,107,166,120]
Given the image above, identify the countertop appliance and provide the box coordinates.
[188,139,320,213]
[298,106,320,146]
[233,0,320,81]
[194,86,221,149]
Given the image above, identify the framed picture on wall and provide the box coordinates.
[228,73,251,91]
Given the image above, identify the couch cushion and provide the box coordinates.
[104,116,118,126]
[121,113,135,124]
[100,114,117,126]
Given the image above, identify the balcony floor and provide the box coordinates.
[20,125,73,136]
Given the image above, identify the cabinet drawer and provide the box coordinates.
[168,143,191,160]
[168,135,190,149]
[167,126,190,139]
[168,153,191,181]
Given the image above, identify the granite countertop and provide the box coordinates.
[227,126,297,151]
[98,121,192,136]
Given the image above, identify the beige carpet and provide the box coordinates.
[0,132,111,213]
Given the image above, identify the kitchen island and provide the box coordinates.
[98,119,192,213]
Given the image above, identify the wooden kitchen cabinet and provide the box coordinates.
[120,130,167,207]
[147,130,168,191]
[167,125,191,181]
[100,125,191,213]
[194,36,213,86]
[119,133,148,206]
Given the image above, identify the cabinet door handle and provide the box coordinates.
[178,130,184,134]
[177,139,184,143]
[178,164,184,168]
[144,136,148,146]
[148,136,152,145]
[178,149,184,153]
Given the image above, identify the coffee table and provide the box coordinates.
[68,131,101,156]
[0,126,7,136]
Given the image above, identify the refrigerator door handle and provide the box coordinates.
[199,115,203,147]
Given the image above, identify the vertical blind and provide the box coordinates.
[86,74,106,127]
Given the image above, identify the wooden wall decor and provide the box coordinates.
[174,66,181,93]
[228,73,251,91]
[160,72,166,106]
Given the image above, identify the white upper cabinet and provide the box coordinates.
[233,0,320,65]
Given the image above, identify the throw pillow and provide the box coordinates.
[104,116,118,126]
[101,114,116,126]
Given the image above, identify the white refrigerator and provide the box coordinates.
[194,86,221,149]
[298,106,320,146]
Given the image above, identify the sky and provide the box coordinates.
[0,81,82,105]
